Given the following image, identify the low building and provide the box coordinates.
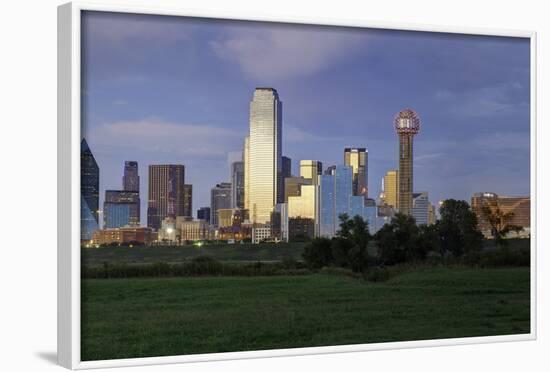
[288,217,315,241]
[91,227,156,246]
[471,192,531,238]
[179,219,211,241]
[252,226,271,244]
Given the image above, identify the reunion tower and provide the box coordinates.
[394,108,421,216]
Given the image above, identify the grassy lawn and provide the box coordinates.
[82,242,307,266]
[81,267,530,361]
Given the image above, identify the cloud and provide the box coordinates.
[92,118,243,159]
[82,12,193,44]
[210,25,366,80]
[434,82,529,118]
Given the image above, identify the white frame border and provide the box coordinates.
[57,1,537,369]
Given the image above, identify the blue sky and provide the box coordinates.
[81,11,530,223]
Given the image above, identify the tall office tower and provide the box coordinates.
[324,165,336,176]
[300,160,322,185]
[122,161,140,222]
[210,182,232,227]
[382,170,398,208]
[243,136,250,210]
[319,165,353,238]
[288,184,318,236]
[344,148,368,196]
[147,165,185,229]
[197,207,211,223]
[81,138,99,240]
[394,109,421,216]
[104,190,140,228]
[230,161,245,209]
[412,192,430,226]
[183,184,193,217]
[123,161,139,192]
[248,88,283,223]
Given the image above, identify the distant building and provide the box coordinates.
[243,136,250,210]
[158,217,178,242]
[210,182,232,227]
[147,165,186,230]
[300,160,322,185]
[92,227,156,246]
[381,170,398,209]
[344,147,368,196]
[81,138,99,240]
[412,192,430,226]
[230,161,245,209]
[252,226,271,244]
[284,176,312,202]
[179,219,210,241]
[428,203,436,225]
[104,190,140,228]
[197,207,211,223]
[324,165,336,175]
[319,165,353,237]
[217,208,248,229]
[123,161,139,192]
[288,184,318,235]
[471,192,530,238]
[183,184,193,217]
[288,217,315,241]
[282,156,292,178]
[248,88,283,223]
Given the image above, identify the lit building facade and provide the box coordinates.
[248,88,283,224]
[300,160,322,185]
[210,182,232,227]
[92,227,156,246]
[81,138,99,240]
[394,109,421,216]
[122,161,140,222]
[147,164,186,230]
[243,136,250,210]
[288,184,318,225]
[179,220,210,241]
[344,148,368,196]
[471,192,531,238]
[381,170,398,208]
[252,226,271,244]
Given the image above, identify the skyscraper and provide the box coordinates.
[123,161,139,192]
[248,88,283,224]
[284,176,312,202]
[394,109,421,216]
[81,138,99,240]
[210,182,232,227]
[147,165,185,229]
[230,161,245,209]
[183,184,193,217]
[344,147,368,196]
[319,165,353,238]
[300,160,322,185]
[382,170,398,208]
[243,136,250,210]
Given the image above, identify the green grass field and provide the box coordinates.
[82,242,306,266]
[81,267,530,361]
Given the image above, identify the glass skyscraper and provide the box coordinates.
[319,165,352,237]
[81,138,99,240]
[183,184,193,217]
[248,88,282,224]
[104,203,131,229]
[210,182,232,227]
[104,190,140,227]
[122,161,140,223]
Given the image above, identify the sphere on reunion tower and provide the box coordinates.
[394,108,421,135]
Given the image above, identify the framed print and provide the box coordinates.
[57,1,536,369]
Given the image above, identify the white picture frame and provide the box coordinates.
[57,1,537,369]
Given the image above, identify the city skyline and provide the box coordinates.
[81,12,530,221]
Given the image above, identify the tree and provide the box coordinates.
[302,238,333,269]
[374,213,420,265]
[481,199,522,246]
[416,223,440,259]
[438,199,483,256]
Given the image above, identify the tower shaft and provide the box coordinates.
[398,134,414,215]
